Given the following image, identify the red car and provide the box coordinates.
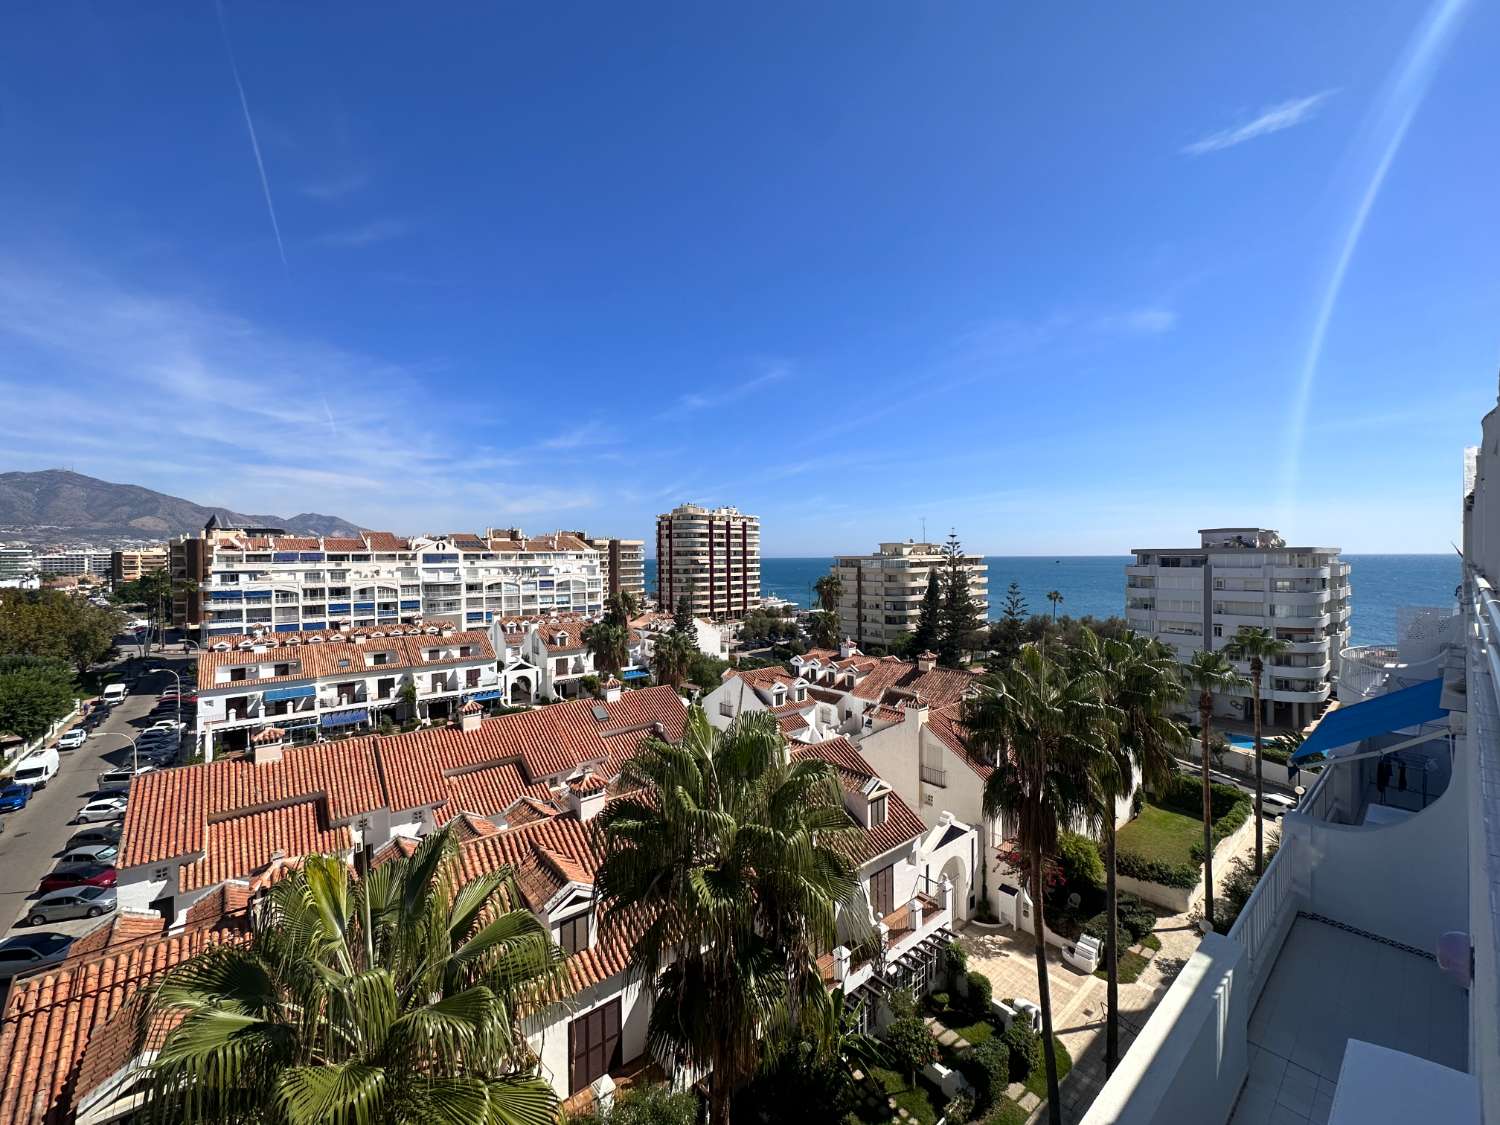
[38,864,117,894]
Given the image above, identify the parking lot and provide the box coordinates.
[0,655,191,943]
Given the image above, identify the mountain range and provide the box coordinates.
[0,470,362,543]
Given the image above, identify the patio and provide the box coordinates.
[1229,915,1468,1125]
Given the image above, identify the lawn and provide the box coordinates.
[925,997,997,1045]
[1116,803,1202,868]
[1023,1036,1074,1100]
[853,1066,945,1125]
[1094,949,1150,983]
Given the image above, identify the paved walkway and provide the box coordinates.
[959,822,1276,1122]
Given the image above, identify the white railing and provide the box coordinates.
[1226,835,1296,1003]
[1299,761,1339,823]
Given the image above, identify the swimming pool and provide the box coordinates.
[1225,733,1257,750]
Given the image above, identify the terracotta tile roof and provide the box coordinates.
[321,536,368,551]
[179,802,351,891]
[181,883,253,928]
[444,763,550,819]
[118,739,384,869]
[777,714,810,736]
[0,926,247,1125]
[363,531,409,551]
[197,631,495,691]
[791,739,927,863]
[501,796,564,827]
[447,811,501,840]
[485,531,595,554]
[846,657,976,708]
[874,705,906,724]
[269,536,320,551]
[733,666,798,693]
[61,913,167,961]
[925,704,993,780]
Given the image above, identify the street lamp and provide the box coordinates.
[152,666,182,727]
[93,731,141,774]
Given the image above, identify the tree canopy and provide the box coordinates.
[0,588,122,675]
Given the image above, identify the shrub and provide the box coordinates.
[1131,787,1144,817]
[964,969,994,1017]
[1001,1019,1042,1084]
[884,1015,938,1082]
[604,1084,699,1125]
[1115,851,1198,889]
[963,1036,1010,1113]
[930,991,951,1010]
[887,988,918,1022]
[1054,832,1105,890]
[1082,892,1158,948]
[944,1091,975,1124]
[945,940,969,981]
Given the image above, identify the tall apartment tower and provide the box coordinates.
[831,541,989,650]
[1125,527,1351,729]
[579,535,646,603]
[655,504,761,619]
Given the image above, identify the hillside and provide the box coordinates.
[0,470,362,542]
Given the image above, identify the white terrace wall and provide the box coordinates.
[1079,933,1249,1125]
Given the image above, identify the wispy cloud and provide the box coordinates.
[312,218,410,249]
[539,420,616,450]
[658,361,792,420]
[1092,306,1177,335]
[1181,91,1337,156]
[214,0,285,265]
[301,170,370,201]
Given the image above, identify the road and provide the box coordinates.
[0,654,190,940]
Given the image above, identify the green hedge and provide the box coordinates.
[1118,779,1254,888]
[1116,851,1199,889]
[1082,892,1157,946]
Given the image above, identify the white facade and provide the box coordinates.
[35,550,111,576]
[0,546,34,580]
[584,536,646,603]
[654,504,761,620]
[1126,527,1351,729]
[832,540,989,650]
[193,528,605,639]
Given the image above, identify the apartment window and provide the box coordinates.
[1213,624,1223,638]
[868,796,888,827]
[371,652,389,666]
[556,658,569,676]
[870,864,895,919]
[273,662,295,676]
[377,677,395,700]
[568,1000,621,1095]
[466,668,481,688]
[719,700,734,718]
[557,913,591,955]
[228,667,248,682]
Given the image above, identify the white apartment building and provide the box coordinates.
[831,540,989,651]
[1126,528,1351,729]
[182,523,605,639]
[35,550,111,576]
[194,626,502,759]
[654,504,761,620]
[0,546,34,580]
[110,547,168,584]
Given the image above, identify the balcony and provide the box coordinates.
[920,763,947,788]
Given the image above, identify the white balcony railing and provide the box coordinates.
[1226,834,1298,1004]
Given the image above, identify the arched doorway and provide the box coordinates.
[940,854,970,922]
[509,675,534,706]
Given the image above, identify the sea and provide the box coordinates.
[643,555,1461,648]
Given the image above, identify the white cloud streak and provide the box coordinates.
[312,218,410,249]
[215,0,286,265]
[1181,91,1337,156]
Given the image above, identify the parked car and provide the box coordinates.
[76,796,128,823]
[0,933,73,980]
[148,720,186,733]
[57,729,87,750]
[26,886,116,926]
[59,843,118,865]
[13,748,60,790]
[0,785,31,812]
[1260,792,1298,819]
[101,683,128,707]
[97,766,153,792]
[38,863,117,893]
[67,824,123,849]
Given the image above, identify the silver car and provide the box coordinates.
[26,886,116,926]
[59,843,119,865]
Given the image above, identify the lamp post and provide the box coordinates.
[94,731,140,774]
[152,666,182,727]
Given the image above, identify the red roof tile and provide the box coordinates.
[179,802,351,891]
[791,739,927,863]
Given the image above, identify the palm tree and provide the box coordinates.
[1046,590,1064,621]
[813,573,843,614]
[139,828,563,1125]
[583,616,630,675]
[1073,629,1187,1073]
[651,627,696,690]
[963,644,1111,1124]
[1223,627,1289,874]
[594,709,860,1125]
[1179,649,1249,927]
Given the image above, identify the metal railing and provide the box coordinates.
[920,763,947,788]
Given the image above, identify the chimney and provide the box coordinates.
[251,728,286,766]
[353,634,367,645]
[839,638,858,660]
[567,773,607,821]
[458,701,483,733]
[602,676,622,702]
[832,945,851,983]
[440,626,454,638]
[916,650,937,674]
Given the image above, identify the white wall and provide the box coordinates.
[1287,735,1469,952]
[1079,934,1249,1125]
[527,976,652,1099]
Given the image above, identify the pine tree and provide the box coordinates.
[673,594,694,635]
[938,531,981,666]
[1002,581,1028,623]
[912,570,942,655]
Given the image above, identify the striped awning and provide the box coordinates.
[263,685,315,702]
[320,708,369,729]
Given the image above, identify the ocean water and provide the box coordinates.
[643,554,1460,647]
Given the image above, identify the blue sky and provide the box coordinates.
[1,1,1495,554]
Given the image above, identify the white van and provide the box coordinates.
[101,683,128,708]
[14,748,60,790]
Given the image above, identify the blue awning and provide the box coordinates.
[1292,677,1448,763]
[466,689,501,702]
[621,667,651,680]
[320,708,369,729]
[264,685,315,702]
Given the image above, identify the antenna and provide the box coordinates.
[921,517,926,543]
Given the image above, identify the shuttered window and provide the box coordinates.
[870,863,895,919]
[569,999,621,1094]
